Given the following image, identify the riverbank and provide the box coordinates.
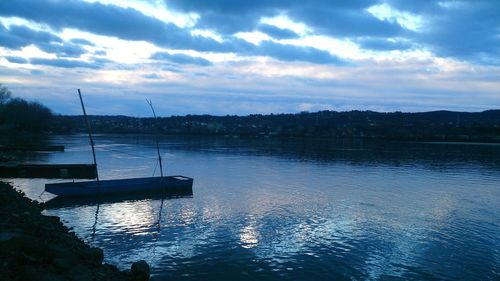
[0,181,149,281]
[49,110,500,143]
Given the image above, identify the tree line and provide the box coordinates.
[51,109,500,142]
[0,84,53,133]
[1,83,499,142]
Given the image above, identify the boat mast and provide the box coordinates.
[78,89,99,182]
[146,99,164,177]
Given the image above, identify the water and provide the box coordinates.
[5,135,500,280]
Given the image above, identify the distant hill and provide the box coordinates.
[51,110,500,142]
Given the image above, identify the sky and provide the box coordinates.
[0,0,499,116]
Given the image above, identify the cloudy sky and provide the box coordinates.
[0,0,499,116]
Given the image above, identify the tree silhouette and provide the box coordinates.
[0,85,52,132]
[0,84,11,105]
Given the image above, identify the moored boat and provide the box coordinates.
[44,89,193,198]
[44,186,192,208]
[45,175,193,197]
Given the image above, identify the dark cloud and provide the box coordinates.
[162,65,184,73]
[165,0,500,63]
[386,0,500,63]
[5,56,28,64]
[0,0,227,52]
[385,0,444,13]
[2,0,497,65]
[258,24,299,39]
[355,37,413,51]
[194,11,266,35]
[38,42,87,57]
[29,58,105,69]
[150,52,212,66]
[0,23,86,57]
[0,23,60,49]
[165,0,278,34]
[289,8,405,38]
[70,38,94,46]
[164,0,403,37]
[256,41,345,65]
[0,0,348,64]
[93,57,113,65]
[94,50,107,56]
[150,42,344,65]
[0,0,402,53]
[7,24,61,44]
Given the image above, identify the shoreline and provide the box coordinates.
[46,131,500,145]
[0,181,149,281]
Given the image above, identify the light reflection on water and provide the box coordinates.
[5,134,500,281]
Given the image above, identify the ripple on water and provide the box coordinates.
[14,136,500,281]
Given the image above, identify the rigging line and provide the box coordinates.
[156,198,165,228]
[146,99,164,177]
[150,198,165,262]
[91,203,100,240]
[152,158,159,177]
[78,89,99,183]
[37,190,46,201]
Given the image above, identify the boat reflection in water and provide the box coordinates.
[44,188,193,241]
[44,189,193,209]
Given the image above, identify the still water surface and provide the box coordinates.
[7,135,500,280]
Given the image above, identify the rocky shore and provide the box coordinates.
[0,181,149,281]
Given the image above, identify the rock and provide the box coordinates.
[53,257,74,271]
[0,231,21,241]
[84,247,104,265]
[67,264,94,281]
[19,265,66,281]
[8,235,56,260]
[44,215,60,223]
[131,260,150,281]
[0,182,136,280]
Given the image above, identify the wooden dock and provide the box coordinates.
[0,145,64,152]
[0,164,96,179]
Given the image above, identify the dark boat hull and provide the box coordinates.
[44,189,193,209]
[45,176,193,197]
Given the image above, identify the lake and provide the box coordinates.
[5,134,500,281]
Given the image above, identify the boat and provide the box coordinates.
[45,175,193,197]
[44,185,192,208]
[45,89,193,198]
